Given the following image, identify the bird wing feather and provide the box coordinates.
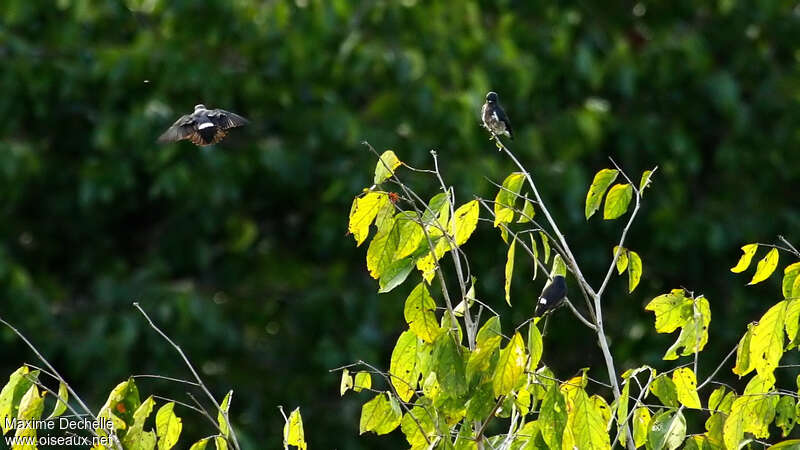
[207,109,249,130]
[158,114,196,143]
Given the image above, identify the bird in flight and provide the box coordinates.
[481,91,513,142]
[158,104,248,146]
[534,275,567,317]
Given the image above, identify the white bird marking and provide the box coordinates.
[198,122,214,129]
[539,298,547,304]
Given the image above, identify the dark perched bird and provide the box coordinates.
[158,104,248,146]
[481,91,513,142]
[535,275,567,317]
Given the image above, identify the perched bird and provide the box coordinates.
[158,104,248,146]
[481,91,513,142]
[535,275,567,317]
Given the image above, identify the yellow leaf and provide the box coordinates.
[284,407,307,449]
[731,244,758,273]
[603,183,633,220]
[672,368,701,409]
[348,192,390,246]
[614,246,629,274]
[585,169,619,219]
[748,248,779,285]
[628,251,643,293]
[493,173,525,227]
[505,237,516,306]
[374,150,402,185]
[492,332,526,397]
[450,200,479,246]
[750,300,788,376]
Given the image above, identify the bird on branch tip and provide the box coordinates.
[481,91,513,144]
[158,104,248,146]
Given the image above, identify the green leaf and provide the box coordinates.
[783,262,800,299]
[340,369,353,396]
[647,410,686,450]
[215,436,228,450]
[17,384,44,420]
[650,374,679,408]
[284,407,307,449]
[708,386,727,412]
[633,407,651,448]
[530,234,539,280]
[404,283,442,343]
[0,366,39,434]
[731,244,759,273]
[400,405,435,448]
[540,232,550,264]
[156,402,182,450]
[786,299,800,349]
[466,317,502,384]
[450,200,479,246]
[768,440,800,449]
[628,250,642,293]
[750,300,788,375]
[539,384,567,450]
[374,150,402,184]
[617,380,631,446]
[217,391,232,438]
[639,169,655,193]
[614,246,629,274]
[505,237,516,306]
[465,383,494,423]
[492,332,526,397]
[585,168,619,219]
[733,323,754,377]
[378,257,415,293]
[432,334,467,397]
[663,295,711,360]
[724,373,777,448]
[46,381,69,420]
[494,173,525,227]
[354,372,372,393]
[189,438,211,450]
[390,330,419,402]
[360,393,402,435]
[567,388,611,450]
[527,322,543,372]
[748,248,779,285]
[550,254,567,278]
[349,192,390,246]
[97,378,141,432]
[775,396,796,437]
[603,183,633,220]
[672,367,701,409]
[517,199,535,223]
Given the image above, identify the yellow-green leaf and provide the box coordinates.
[354,372,372,393]
[585,169,619,219]
[493,172,525,227]
[748,248,779,285]
[617,380,631,446]
[724,373,777,449]
[404,283,442,343]
[349,192,390,246]
[492,332,526,397]
[750,300,788,376]
[155,402,182,450]
[614,246,629,274]
[400,405,435,448]
[775,396,796,437]
[46,381,69,420]
[505,237,516,306]
[628,250,642,293]
[217,391,232,438]
[360,393,402,435]
[284,407,307,449]
[466,317,502,384]
[603,183,633,220]
[551,254,567,278]
[730,244,758,273]
[0,366,38,433]
[672,367,701,409]
[650,374,679,408]
[189,438,211,450]
[639,169,655,193]
[768,440,800,449]
[633,407,651,448]
[389,331,418,402]
[530,234,539,280]
[450,200,479,246]
[517,199,535,223]
[645,289,693,333]
[374,150,402,185]
[568,388,611,450]
[540,232,550,264]
[539,384,567,450]
[527,322,543,371]
[663,295,711,360]
[366,214,400,279]
[783,262,800,299]
[432,334,467,397]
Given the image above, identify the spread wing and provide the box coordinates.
[158,114,196,143]
[207,109,249,130]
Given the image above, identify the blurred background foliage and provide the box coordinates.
[1,0,799,448]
